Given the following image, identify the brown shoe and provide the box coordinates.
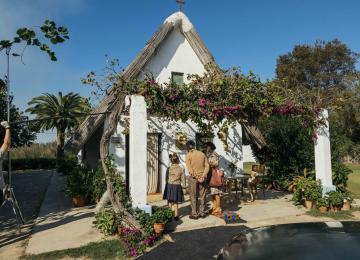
[199,213,206,219]
[189,215,198,220]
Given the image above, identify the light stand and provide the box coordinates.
[0,46,25,226]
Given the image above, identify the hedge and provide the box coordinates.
[2,158,56,170]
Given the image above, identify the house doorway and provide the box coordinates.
[147,133,161,195]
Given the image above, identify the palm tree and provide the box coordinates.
[27,92,90,166]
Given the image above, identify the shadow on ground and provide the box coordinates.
[0,170,54,248]
[139,225,249,260]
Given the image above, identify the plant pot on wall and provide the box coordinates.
[72,195,88,207]
[153,223,166,234]
[342,201,351,211]
[304,200,313,209]
[319,206,328,213]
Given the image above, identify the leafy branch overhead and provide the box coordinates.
[0,20,69,61]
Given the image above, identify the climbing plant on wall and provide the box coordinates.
[83,65,326,148]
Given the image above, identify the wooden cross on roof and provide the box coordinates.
[176,0,185,12]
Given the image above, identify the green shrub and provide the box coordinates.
[316,196,329,208]
[272,175,291,191]
[292,177,322,204]
[328,191,344,207]
[57,153,78,175]
[92,164,107,202]
[135,209,154,235]
[3,158,56,170]
[65,165,94,200]
[332,162,352,191]
[342,190,354,203]
[94,209,120,235]
[151,206,174,224]
[251,116,314,178]
[104,157,132,211]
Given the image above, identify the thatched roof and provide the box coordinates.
[65,12,219,152]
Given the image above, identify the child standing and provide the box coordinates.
[163,153,186,221]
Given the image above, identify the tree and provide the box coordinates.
[0,21,69,146]
[26,92,90,166]
[276,39,360,162]
[274,39,359,187]
[0,20,69,61]
[330,84,360,162]
[251,116,314,177]
[275,39,359,106]
[0,79,36,147]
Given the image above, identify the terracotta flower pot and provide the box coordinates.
[304,200,313,209]
[153,223,166,234]
[319,206,328,213]
[72,196,87,207]
[342,201,351,211]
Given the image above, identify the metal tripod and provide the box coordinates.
[0,46,25,226]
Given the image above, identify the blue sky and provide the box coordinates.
[1,0,360,142]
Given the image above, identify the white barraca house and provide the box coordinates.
[66,11,257,206]
[65,11,274,209]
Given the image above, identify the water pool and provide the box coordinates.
[218,222,360,260]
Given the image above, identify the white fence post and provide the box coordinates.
[314,109,336,193]
[129,95,151,212]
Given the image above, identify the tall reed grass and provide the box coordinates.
[11,142,57,159]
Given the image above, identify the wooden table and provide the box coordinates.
[225,174,251,199]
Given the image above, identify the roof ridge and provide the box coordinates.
[164,11,193,32]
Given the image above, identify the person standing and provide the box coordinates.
[163,153,186,221]
[185,140,209,219]
[204,142,224,216]
[208,156,224,216]
[0,121,11,205]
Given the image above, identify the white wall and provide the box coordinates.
[243,145,257,162]
[108,23,248,193]
[138,27,205,84]
[111,117,245,193]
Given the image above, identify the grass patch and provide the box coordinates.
[22,239,127,260]
[345,163,360,199]
[306,208,359,220]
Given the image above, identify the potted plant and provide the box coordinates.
[288,176,301,193]
[65,165,93,207]
[342,191,353,211]
[302,179,322,209]
[316,197,329,213]
[328,191,343,211]
[151,207,174,234]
